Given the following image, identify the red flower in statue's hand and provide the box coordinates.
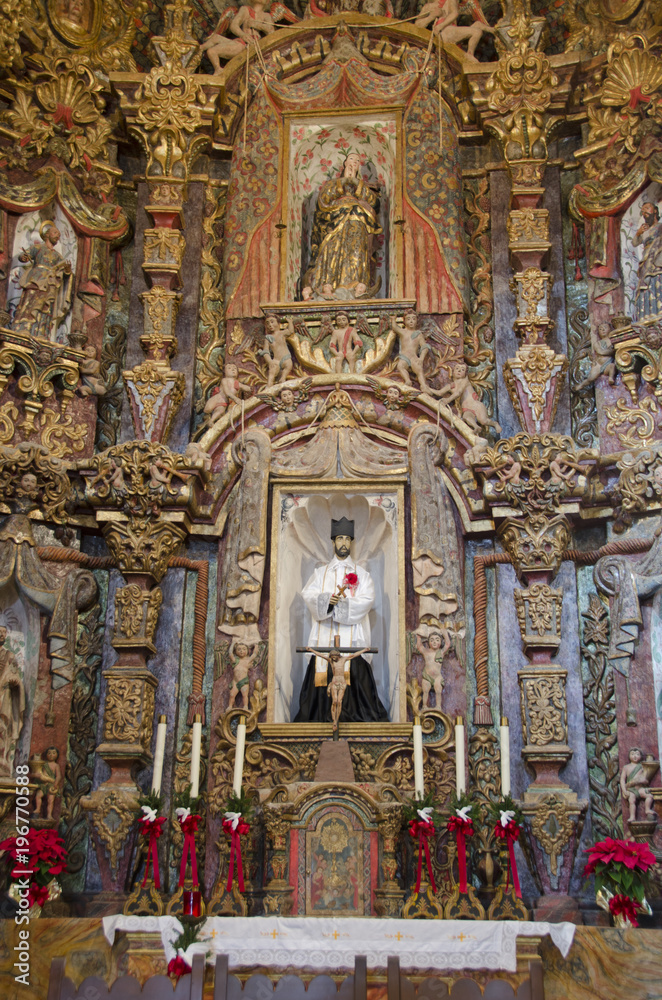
[344,572,358,588]
[167,956,191,982]
[608,893,640,926]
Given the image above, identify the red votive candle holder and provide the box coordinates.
[183,888,202,917]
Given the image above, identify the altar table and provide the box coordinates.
[103,915,575,974]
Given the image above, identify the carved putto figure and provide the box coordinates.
[390,311,434,393]
[437,361,501,436]
[415,0,495,61]
[203,362,253,425]
[78,346,108,397]
[30,746,63,821]
[620,747,658,825]
[228,641,260,709]
[417,629,450,709]
[329,312,363,374]
[11,222,73,343]
[302,153,381,300]
[0,620,25,778]
[260,315,294,386]
[576,321,616,389]
[200,0,298,74]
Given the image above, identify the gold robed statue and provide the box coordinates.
[12,221,73,342]
[302,153,382,301]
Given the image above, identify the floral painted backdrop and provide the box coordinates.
[286,115,398,301]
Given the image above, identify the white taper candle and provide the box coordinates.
[151,714,167,796]
[233,721,246,797]
[190,714,202,799]
[500,716,511,798]
[455,716,466,795]
[413,717,424,800]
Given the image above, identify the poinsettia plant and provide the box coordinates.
[0,828,68,908]
[584,837,656,925]
[167,922,206,982]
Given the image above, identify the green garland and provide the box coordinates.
[174,784,202,813]
[402,790,441,826]
[225,790,254,818]
[487,795,524,827]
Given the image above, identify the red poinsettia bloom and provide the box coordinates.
[0,828,68,879]
[27,884,50,909]
[167,956,191,982]
[584,837,655,876]
[609,893,640,926]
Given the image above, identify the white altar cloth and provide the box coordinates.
[103,915,575,974]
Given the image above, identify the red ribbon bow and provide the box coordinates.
[27,883,50,909]
[447,815,474,893]
[343,571,358,594]
[138,816,166,889]
[222,816,250,892]
[494,820,522,898]
[408,819,436,893]
[178,814,200,888]
[609,893,640,926]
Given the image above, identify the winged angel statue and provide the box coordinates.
[201,0,299,74]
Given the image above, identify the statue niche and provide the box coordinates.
[300,152,384,302]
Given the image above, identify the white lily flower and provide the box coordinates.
[456,805,472,821]
[417,806,433,823]
[175,806,191,822]
[141,804,158,823]
[224,810,241,831]
[500,809,515,827]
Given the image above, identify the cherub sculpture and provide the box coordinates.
[203,362,253,426]
[201,0,298,74]
[30,747,62,821]
[576,321,617,389]
[78,346,107,397]
[390,311,434,393]
[260,314,294,387]
[436,361,501,437]
[228,641,261,709]
[620,747,658,825]
[258,379,312,431]
[367,376,419,431]
[328,312,364,373]
[417,629,450,709]
[414,0,495,61]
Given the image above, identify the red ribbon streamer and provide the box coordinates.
[494,821,522,898]
[139,816,166,889]
[408,820,436,894]
[447,816,473,894]
[178,815,200,888]
[223,817,250,892]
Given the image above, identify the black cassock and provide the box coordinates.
[294,654,389,723]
